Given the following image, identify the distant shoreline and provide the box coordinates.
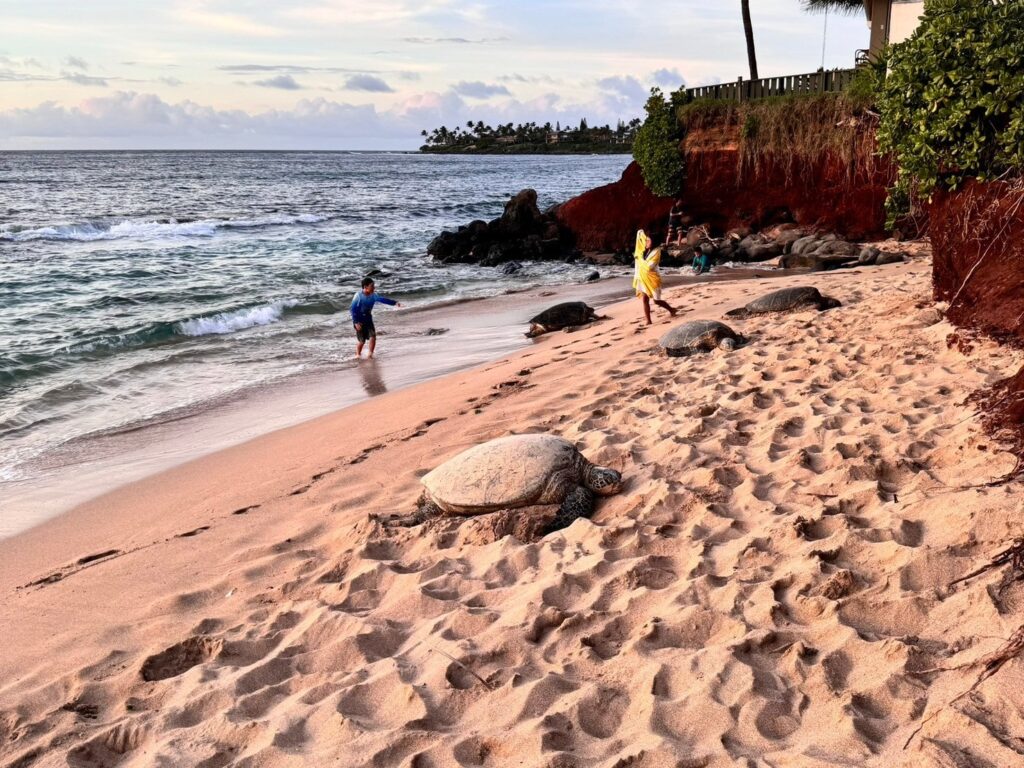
[419,144,632,156]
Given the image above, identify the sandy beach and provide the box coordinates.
[5,247,1024,768]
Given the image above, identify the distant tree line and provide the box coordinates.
[420,118,642,154]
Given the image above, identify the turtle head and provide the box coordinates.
[719,337,737,351]
[821,296,842,310]
[585,464,622,496]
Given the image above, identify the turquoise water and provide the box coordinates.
[0,151,629,487]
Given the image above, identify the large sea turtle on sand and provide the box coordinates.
[726,286,840,319]
[660,320,742,357]
[526,302,598,338]
[381,434,622,533]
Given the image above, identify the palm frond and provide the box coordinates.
[801,0,866,15]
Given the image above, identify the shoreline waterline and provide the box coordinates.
[0,266,783,540]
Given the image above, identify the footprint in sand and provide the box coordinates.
[140,636,223,682]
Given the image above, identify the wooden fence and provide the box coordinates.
[684,68,858,102]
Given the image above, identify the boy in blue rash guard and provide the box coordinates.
[351,277,401,358]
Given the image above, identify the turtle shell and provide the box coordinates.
[659,320,739,356]
[529,302,595,328]
[422,434,578,514]
[745,286,824,314]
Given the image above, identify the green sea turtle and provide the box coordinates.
[726,286,840,319]
[526,302,598,338]
[660,320,742,357]
[381,434,622,533]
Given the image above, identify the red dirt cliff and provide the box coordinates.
[557,136,895,252]
[930,179,1024,452]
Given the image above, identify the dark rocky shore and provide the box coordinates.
[425,183,907,273]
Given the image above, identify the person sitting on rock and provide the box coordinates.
[692,246,712,275]
[632,229,677,326]
[665,199,685,246]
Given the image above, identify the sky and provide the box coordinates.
[0,1,870,150]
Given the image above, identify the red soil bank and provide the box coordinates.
[931,179,1024,344]
[554,162,673,253]
[557,149,894,252]
[931,179,1024,451]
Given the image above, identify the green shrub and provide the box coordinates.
[632,88,684,197]
[879,0,1024,197]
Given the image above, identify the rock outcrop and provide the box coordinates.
[427,189,571,266]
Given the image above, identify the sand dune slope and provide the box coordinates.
[4,253,1024,767]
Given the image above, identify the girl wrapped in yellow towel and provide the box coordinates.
[632,229,677,325]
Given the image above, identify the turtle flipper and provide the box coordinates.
[543,485,594,534]
[377,496,443,528]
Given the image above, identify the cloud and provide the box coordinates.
[451,81,511,99]
[498,73,557,85]
[218,63,388,75]
[61,71,109,87]
[652,68,686,88]
[0,87,648,149]
[597,75,647,102]
[63,56,89,70]
[0,56,43,68]
[343,74,394,93]
[0,92,392,147]
[159,76,184,86]
[402,36,507,44]
[0,69,39,82]
[254,74,303,90]
[220,64,315,73]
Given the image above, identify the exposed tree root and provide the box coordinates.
[905,625,1024,749]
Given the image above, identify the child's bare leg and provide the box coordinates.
[641,295,652,325]
[654,299,677,317]
[368,337,377,358]
[356,340,364,358]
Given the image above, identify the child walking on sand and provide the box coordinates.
[351,277,401,359]
[632,230,677,326]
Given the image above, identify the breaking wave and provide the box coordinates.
[0,213,329,243]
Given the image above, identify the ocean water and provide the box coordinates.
[0,151,630,503]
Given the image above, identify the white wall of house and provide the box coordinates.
[889,1,925,46]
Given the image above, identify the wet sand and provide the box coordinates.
[0,265,776,538]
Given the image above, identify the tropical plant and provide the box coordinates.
[800,0,864,14]
[632,88,684,197]
[878,0,1024,198]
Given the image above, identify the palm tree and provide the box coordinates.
[741,0,758,80]
[800,0,863,13]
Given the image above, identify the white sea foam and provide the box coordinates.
[176,301,299,337]
[0,213,328,243]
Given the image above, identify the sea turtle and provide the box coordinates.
[725,286,840,319]
[659,320,742,357]
[381,434,622,534]
[526,301,598,338]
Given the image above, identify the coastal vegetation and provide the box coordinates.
[631,59,883,198]
[634,0,1024,233]
[631,89,686,197]
[878,0,1024,222]
[419,119,640,154]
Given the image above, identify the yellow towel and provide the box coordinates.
[632,230,662,298]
